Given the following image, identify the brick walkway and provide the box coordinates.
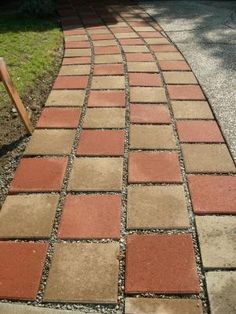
[0,1,236,314]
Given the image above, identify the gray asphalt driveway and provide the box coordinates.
[140,0,236,160]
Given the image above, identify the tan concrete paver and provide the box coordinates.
[196,216,236,268]
[130,125,176,149]
[91,76,125,89]
[83,108,125,128]
[44,243,119,303]
[64,49,91,57]
[206,272,236,314]
[46,90,85,107]
[122,46,149,52]
[24,130,75,155]
[127,185,189,229]
[0,194,59,239]
[0,303,92,314]
[144,37,170,44]
[156,52,184,60]
[182,144,236,173]
[59,65,90,76]
[127,62,158,72]
[130,87,167,102]
[95,54,123,63]
[163,71,198,84]
[171,101,214,119]
[125,298,203,314]
[68,157,123,191]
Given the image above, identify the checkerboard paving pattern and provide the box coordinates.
[1,1,235,313]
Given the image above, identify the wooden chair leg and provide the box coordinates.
[0,57,33,135]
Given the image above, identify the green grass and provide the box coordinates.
[0,8,62,107]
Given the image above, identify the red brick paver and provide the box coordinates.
[58,194,121,239]
[88,90,125,107]
[167,85,205,100]
[0,242,48,300]
[130,104,171,124]
[76,129,125,156]
[128,152,182,183]
[53,76,88,89]
[37,108,81,128]
[10,158,67,192]
[176,120,224,143]
[125,234,200,293]
[188,175,236,214]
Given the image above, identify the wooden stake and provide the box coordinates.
[0,57,33,134]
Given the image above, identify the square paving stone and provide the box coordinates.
[64,49,91,57]
[46,90,85,107]
[196,216,236,268]
[188,175,236,214]
[127,185,189,229]
[130,104,171,124]
[130,125,176,149]
[94,64,124,75]
[37,108,81,128]
[91,33,114,40]
[182,144,236,173]
[65,41,90,49]
[125,234,200,293]
[24,130,75,155]
[127,62,158,72]
[0,242,48,300]
[53,76,88,89]
[59,65,90,76]
[91,76,125,89]
[123,46,148,52]
[58,194,121,239]
[130,87,167,103]
[93,40,117,47]
[119,39,144,45]
[125,298,203,314]
[150,44,177,52]
[0,303,93,314]
[88,90,125,107]
[126,53,154,62]
[44,243,119,303]
[114,33,139,39]
[144,38,170,44]
[0,194,59,239]
[167,85,205,100]
[62,57,91,65]
[156,52,184,60]
[10,157,67,193]
[177,120,224,143]
[206,271,236,314]
[83,108,125,128]
[129,73,162,86]
[159,60,191,71]
[163,71,197,84]
[128,152,182,183]
[94,46,120,55]
[68,157,123,191]
[76,130,125,156]
[171,101,214,119]
[64,35,88,41]
[94,54,122,63]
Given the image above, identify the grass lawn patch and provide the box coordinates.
[0,1,63,204]
[0,2,62,108]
